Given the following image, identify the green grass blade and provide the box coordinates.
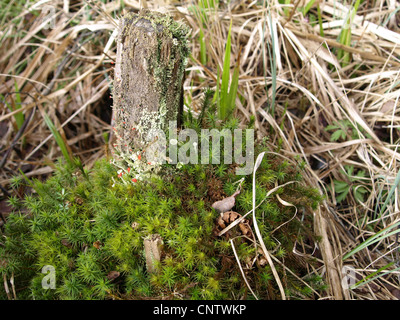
[226,63,239,118]
[199,27,207,65]
[284,0,291,17]
[343,221,400,260]
[42,112,73,166]
[214,67,220,105]
[378,169,400,220]
[13,81,25,130]
[381,7,400,27]
[2,82,25,132]
[18,168,34,188]
[317,4,325,37]
[337,0,360,66]
[303,0,316,16]
[219,19,233,120]
[351,262,397,290]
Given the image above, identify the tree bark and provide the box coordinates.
[143,234,163,273]
[112,9,189,154]
[112,10,189,273]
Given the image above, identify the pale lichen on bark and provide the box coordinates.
[112,9,190,161]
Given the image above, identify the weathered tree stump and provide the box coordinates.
[112,9,190,154]
[112,10,190,273]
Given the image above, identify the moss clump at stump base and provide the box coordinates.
[0,128,326,299]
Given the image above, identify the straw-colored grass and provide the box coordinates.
[1,0,399,299]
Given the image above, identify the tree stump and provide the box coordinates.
[112,10,190,273]
[112,9,190,156]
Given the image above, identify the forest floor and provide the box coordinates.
[1,0,400,300]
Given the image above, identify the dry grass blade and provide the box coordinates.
[0,1,116,183]
[230,239,259,300]
[252,152,286,300]
[1,0,400,300]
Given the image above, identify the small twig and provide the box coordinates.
[0,184,11,198]
[282,0,302,27]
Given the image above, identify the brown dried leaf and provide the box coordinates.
[144,234,163,273]
[93,240,102,249]
[391,289,400,300]
[217,216,226,229]
[212,196,235,213]
[229,211,240,223]
[259,258,267,267]
[107,271,120,281]
[216,211,253,238]
[222,211,231,223]
[239,222,252,237]
[381,100,395,113]
[61,239,72,248]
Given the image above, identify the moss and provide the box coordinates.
[0,97,327,299]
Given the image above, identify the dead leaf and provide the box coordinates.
[215,211,254,238]
[212,190,240,213]
[239,221,252,237]
[391,289,400,300]
[107,271,120,281]
[212,196,235,213]
[217,216,226,229]
[259,258,267,267]
[93,240,102,249]
[228,211,240,223]
[222,211,230,222]
[61,239,72,248]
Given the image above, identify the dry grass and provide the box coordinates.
[1,0,399,299]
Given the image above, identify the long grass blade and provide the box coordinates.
[219,19,233,120]
[379,169,400,218]
[42,111,73,166]
[343,221,400,260]
[13,81,25,130]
